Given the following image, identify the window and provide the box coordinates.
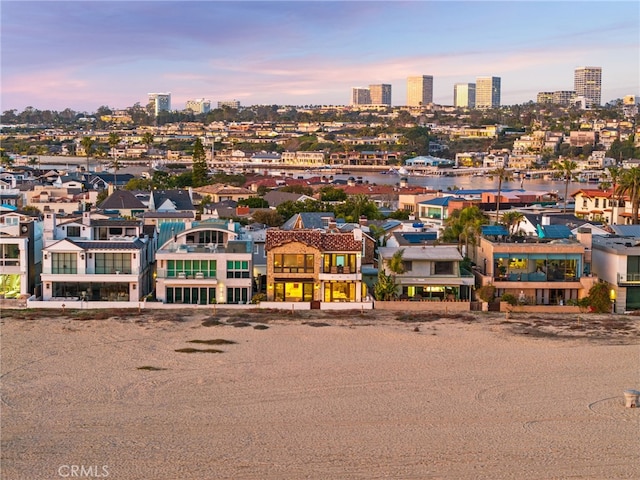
[227,260,250,278]
[52,253,77,274]
[95,253,132,274]
[594,199,599,208]
[0,244,20,266]
[167,259,216,278]
[434,261,454,275]
[274,254,315,273]
[67,226,81,237]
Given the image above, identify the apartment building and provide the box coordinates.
[475,77,500,109]
[369,84,392,106]
[574,66,602,107]
[454,83,476,108]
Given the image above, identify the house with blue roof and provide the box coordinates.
[416,196,456,226]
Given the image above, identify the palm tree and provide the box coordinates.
[80,136,95,174]
[551,159,578,214]
[501,211,525,237]
[142,131,155,169]
[616,167,640,224]
[488,166,513,224]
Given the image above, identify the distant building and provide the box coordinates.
[537,92,554,104]
[454,83,476,108]
[185,98,211,114]
[351,87,371,106]
[574,66,602,107]
[406,75,433,106]
[369,84,392,106]
[148,93,171,115]
[475,76,500,109]
[218,100,240,109]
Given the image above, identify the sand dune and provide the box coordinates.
[1,310,639,479]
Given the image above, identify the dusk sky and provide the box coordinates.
[1,1,638,113]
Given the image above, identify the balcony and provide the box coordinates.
[156,268,216,279]
[618,273,640,285]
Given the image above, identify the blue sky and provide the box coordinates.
[1,1,638,112]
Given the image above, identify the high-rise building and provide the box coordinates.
[185,98,211,114]
[406,75,433,106]
[454,83,476,108]
[351,87,371,106]
[369,84,392,106]
[552,91,576,106]
[475,77,500,109]
[148,93,171,115]
[574,66,602,107]
[218,100,241,109]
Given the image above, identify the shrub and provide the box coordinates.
[476,284,496,303]
[501,293,518,306]
[585,282,613,313]
[251,293,266,304]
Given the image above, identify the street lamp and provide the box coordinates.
[609,288,616,314]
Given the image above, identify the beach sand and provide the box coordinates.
[1,309,639,479]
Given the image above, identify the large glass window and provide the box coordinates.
[494,254,580,281]
[167,259,216,277]
[185,230,225,245]
[227,260,250,278]
[323,282,355,302]
[323,253,356,273]
[95,253,132,274]
[274,282,314,302]
[52,253,77,274]
[166,287,217,305]
[434,261,454,275]
[227,287,249,304]
[274,254,315,273]
[66,226,81,237]
[0,244,20,266]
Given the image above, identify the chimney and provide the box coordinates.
[43,211,57,242]
[576,226,593,263]
[359,216,368,227]
[83,211,91,226]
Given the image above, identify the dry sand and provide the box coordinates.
[1,308,639,480]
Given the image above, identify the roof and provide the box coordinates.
[378,245,463,261]
[392,232,439,245]
[281,212,335,230]
[537,224,573,239]
[611,225,640,237]
[157,222,186,247]
[418,196,450,207]
[74,240,146,250]
[99,189,147,210]
[481,225,509,236]
[150,189,195,211]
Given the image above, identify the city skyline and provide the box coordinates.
[1,1,638,112]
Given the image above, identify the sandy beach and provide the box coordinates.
[1,308,639,479]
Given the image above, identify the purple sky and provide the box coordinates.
[1,1,638,112]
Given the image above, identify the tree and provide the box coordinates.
[388,249,406,277]
[442,206,488,258]
[501,211,525,236]
[616,167,640,224]
[238,197,270,208]
[108,132,121,160]
[251,209,284,227]
[191,137,208,187]
[488,166,513,224]
[318,186,347,202]
[373,270,397,301]
[80,136,95,173]
[280,184,313,196]
[551,159,578,214]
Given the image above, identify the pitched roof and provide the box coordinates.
[99,189,147,210]
[537,224,573,239]
[150,189,195,211]
[281,212,335,230]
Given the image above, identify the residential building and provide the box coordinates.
[572,188,623,225]
[154,219,253,305]
[553,91,576,106]
[185,98,211,114]
[377,245,474,301]
[475,76,501,109]
[0,211,42,299]
[40,211,154,302]
[369,84,392,106]
[406,75,433,106]
[592,234,640,312]
[574,66,602,107]
[454,83,476,108]
[537,92,554,104]
[474,225,597,305]
[351,87,371,106]
[148,93,171,115]
[265,216,365,303]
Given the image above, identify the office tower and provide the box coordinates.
[574,66,602,107]
[475,76,501,109]
[369,84,392,106]
[148,93,171,115]
[406,75,433,106]
[218,100,241,109]
[351,87,371,105]
[185,98,211,114]
[454,83,476,108]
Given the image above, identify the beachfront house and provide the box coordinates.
[265,221,365,303]
[0,211,42,300]
[591,233,640,313]
[154,219,253,305]
[474,225,597,305]
[40,211,153,302]
[376,245,475,301]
